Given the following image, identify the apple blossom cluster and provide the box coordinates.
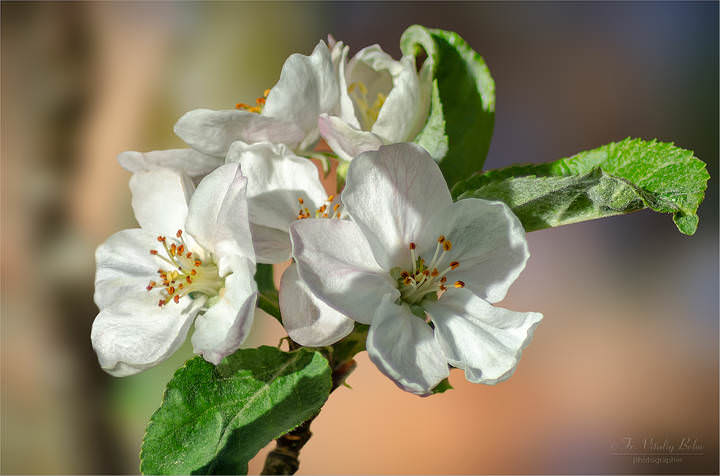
[92,38,541,395]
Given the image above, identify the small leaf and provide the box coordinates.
[140,347,332,475]
[431,377,453,394]
[401,25,495,188]
[254,263,281,322]
[452,138,710,235]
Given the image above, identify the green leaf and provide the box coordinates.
[401,25,495,188]
[413,79,448,161]
[254,264,281,323]
[452,138,710,235]
[431,377,453,394]
[140,347,332,475]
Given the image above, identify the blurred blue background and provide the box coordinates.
[2,2,717,474]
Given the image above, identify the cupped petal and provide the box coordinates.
[250,224,292,264]
[95,228,167,309]
[372,56,428,143]
[279,263,354,346]
[129,168,194,238]
[342,143,452,270]
[186,163,254,274]
[330,41,361,129]
[427,288,542,385]
[91,290,200,376]
[191,256,257,365]
[118,148,223,178]
[366,294,449,395]
[174,108,305,157]
[227,140,327,233]
[425,198,529,303]
[263,41,339,149]
[290,218,396,325]
[318,114,383,162]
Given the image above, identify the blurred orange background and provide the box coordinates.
[1,2,717,474]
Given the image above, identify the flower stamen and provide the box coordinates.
[235,87,270,114]
[296,196,344,220]
[394,235,460,306]
[146,229,223,307]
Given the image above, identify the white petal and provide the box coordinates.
[263,41,339,149]
[425,199,529,303]
[130,169,193,238]
[290,218,396,325]
[91,290,200,376]
[118,148,223,178]
[366,294,449,395]
[227,140,327,233]
[94,229,166,309]
[372,56,428,143]
[342,143,452,270]
[174,108,305,156]
[318,114,383,162]
[331,41,361,129]
[191,257,257,365]
[427,288,542,385]
[250,224,292,264]
[186,163,254,274]
[279,263,354,346]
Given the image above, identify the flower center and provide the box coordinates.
[295,195,344,220]
[348,81,386,130]
[235,88,270,114]
[391,236,464,307]
[146,230,224,307]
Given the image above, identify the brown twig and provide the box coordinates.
[260,358,357,475]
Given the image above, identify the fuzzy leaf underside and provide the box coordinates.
[452,138,709,234]
[140,347,332,475]
[401,25,495,188]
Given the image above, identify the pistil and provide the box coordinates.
[393,237,463,306]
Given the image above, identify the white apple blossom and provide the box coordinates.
[290,143,542,394]
[91,163,257,376]
[174,41,340,158]
[318,44,432,162]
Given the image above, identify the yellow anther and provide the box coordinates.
[409,242,416,250]
[437,235,445,243]
[263,88,271,97]
[450,261,460,270]
[454,280,465,288]
[327,195,335,202]
[443,240,452,251]
[298,197,304,204]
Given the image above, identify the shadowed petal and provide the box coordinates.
[367,294,449,395]
[280,263,354,346]
[427,288,542,385]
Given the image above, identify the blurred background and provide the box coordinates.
[1,2,717,474]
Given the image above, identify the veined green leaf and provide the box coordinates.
[452,138,710,235]
[401,25,495,188]
[140,347,332,475]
